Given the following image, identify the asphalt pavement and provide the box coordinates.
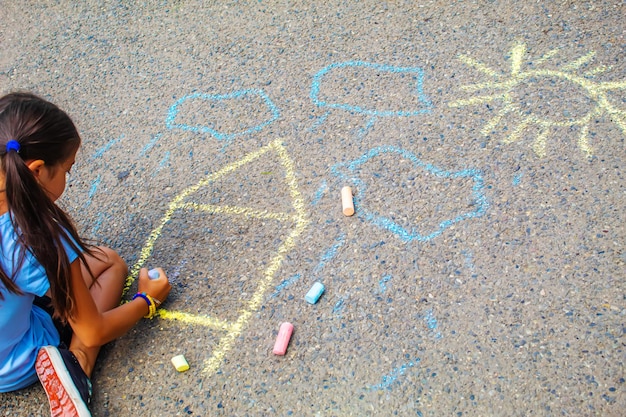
[1,1,624,416]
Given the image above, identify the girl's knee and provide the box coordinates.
[83,246,128,288]
[85,247,128,302]
[94,246,128,273]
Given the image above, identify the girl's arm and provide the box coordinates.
[67,260,171,348]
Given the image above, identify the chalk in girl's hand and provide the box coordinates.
[148,269,160,280]
[171,354,189,372]
[273,322,294,356]
[341,186,355,216]
[305,282,325,304]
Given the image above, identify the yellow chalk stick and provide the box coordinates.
[171,354,190,372]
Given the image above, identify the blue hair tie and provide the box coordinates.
[5,140,20,153]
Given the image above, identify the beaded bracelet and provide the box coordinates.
[145,294,158,317]
[132,292,157,319]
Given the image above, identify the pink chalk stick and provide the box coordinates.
[273,322,294,355]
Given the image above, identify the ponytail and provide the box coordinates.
[0,92,96,321]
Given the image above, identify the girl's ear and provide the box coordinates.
[26,160,45,178]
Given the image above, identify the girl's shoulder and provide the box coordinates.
[0,212,49,295]
[0,212,17,244]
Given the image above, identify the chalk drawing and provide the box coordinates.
[368,357,421,390]
[271,232,344,299]
[89,134,123,161]
[311,61,433,117]
[72,135,123,209]
[333,297,345,315]
[331,146,488,243]
[165,90,280,147]
[461,250,476,272]
[152,151,171,177]
[309,111,329,133]
[423,309,442,339]
[139,133,162,156]
[125,138,309,375]
[379,274,392,293]
[313,232,346,275]
[83,175,102,209]
[311,179,328,206]
[89,212,105,236]
[358,116,377,139]
[449,42,626,157]
[270,273,302,298]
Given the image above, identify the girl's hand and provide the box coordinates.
[137,267,172,305]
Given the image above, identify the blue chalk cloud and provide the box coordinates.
[166,89,280,141]
[332,146,489,243]
[310,61,433,117]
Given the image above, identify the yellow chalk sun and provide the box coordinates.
[449,43,626,157]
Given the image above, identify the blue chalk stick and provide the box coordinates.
[305,282,325,304]
[148,269,160,280]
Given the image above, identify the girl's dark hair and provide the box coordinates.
[0,92,95,321]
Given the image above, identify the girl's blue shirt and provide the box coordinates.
[0,212,80,392]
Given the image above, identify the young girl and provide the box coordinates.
[0,92,172,417]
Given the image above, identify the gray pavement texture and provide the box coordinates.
[1,1,625,416]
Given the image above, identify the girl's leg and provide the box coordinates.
[69,246,128,377]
